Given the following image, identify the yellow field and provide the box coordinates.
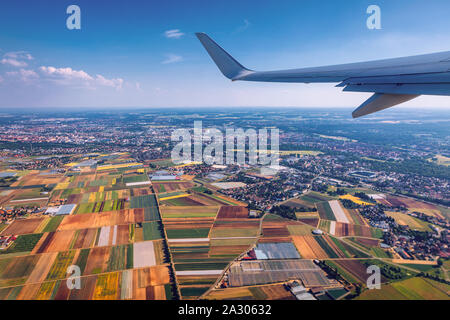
[339,194,372,206]
[391,259,438,266]
[54,182,70,190]
[174,161,202,168]
[159,193,189,201]
[65,162,79,167]
[97,162,143,171]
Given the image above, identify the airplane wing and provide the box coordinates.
[196,32,450,118]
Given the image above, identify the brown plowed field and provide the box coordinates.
[57,209,143,231]
[1,218,44,235]
[153,182,194,193]
[216,206,249,219]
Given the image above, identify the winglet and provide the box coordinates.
[195,33,253,80]
[352,93,420,118]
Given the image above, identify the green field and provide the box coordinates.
[144,206,161,221]
[346,238,391,258]
[123,175,148,184]
[287,224,315,236]
[142,221,164,240]
[75,248,90,275]
[130,195,157,208]
[0,233,43,255]
[41,216,64,233]
[210,227,259,238]
[174,262,229,271]
[316,202,336,221]
[330,237,370,258]
[106,245,128,272]
[357,277,450,300]
[180,286,210,298]
[166,227,211,239]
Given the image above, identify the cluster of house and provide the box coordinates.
[0,235,16,250]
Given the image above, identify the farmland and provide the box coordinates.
[0,150,448,301]
[0,153,178,300]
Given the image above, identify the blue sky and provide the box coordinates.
[1,0,450,109]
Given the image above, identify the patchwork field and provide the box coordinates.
[319,221,383,238]
[1,151,447,301]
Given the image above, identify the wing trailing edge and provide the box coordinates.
[352,93,420,118]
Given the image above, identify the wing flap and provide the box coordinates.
[343,83,450,96]
[352,93,420,118]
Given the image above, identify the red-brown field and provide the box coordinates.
[333,259,388,284]
[71,228,98,249]
[297,217,319,228]
[131,188,152,196]
[209,245,250,256]
[262,226,291,237]
[160,195,205,206]
[216,206,249,219]
[57,209,144,231]
[164,218,214,230]
[333,222,376,237]
[153,182,194,193]
[33,230,76,253]
[84,246,111,274]
[353,237,380,247]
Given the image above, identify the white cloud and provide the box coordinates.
[4,51,33,61]
[1,51,34,67]
[236,19,251,33]
[0,75,3,83]
[95,74,123,89]
[162,54,183,64]
[6,69,39,82]
[1,58,28,67]
[38,66,124,90]
[164,29,185,39]
[39,66,93,81]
